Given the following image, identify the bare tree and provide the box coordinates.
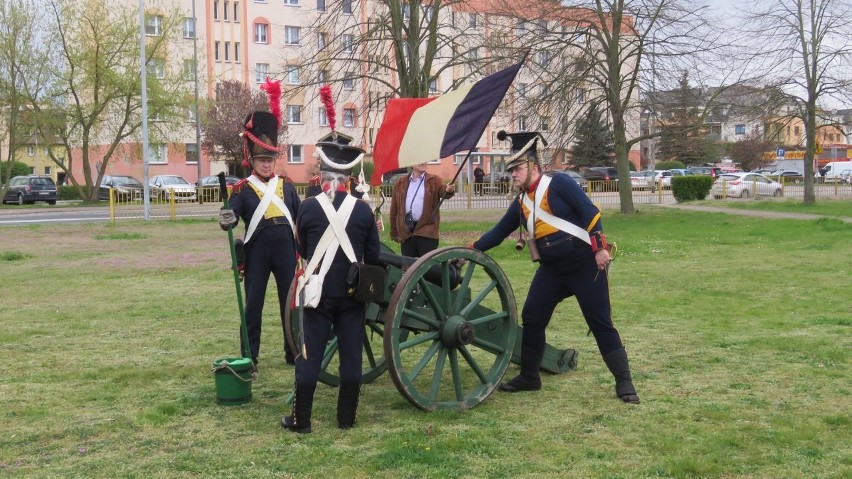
[746,0,852,204]
[200,80,271,175]
[729,133,775,172]
[24,0,191,201]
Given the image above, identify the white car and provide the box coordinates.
[150,174,197,202]
[712,172,782,199]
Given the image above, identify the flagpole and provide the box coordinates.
[430,149,473,220]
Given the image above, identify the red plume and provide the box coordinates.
[319,84,336,132]
[260,77,282,126]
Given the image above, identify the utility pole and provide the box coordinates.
[192,0,203,196]
[138,0,150,221]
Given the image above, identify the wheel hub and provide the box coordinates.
[441,315,474,347]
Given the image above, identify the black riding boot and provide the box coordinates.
[281,382,316,433]
[336,381,361,429]
[499,345,543,392]
[602,348,640,404]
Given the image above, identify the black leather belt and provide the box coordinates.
[537,233,572,247]
[269,217,290,226]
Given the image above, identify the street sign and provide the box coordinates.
[776,148,785,158]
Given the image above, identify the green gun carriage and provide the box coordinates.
[285,245,578,411]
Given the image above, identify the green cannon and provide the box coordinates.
[285,245,577,411]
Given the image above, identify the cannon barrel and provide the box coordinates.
[378,251,462,290]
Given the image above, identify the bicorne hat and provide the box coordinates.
[499,130,548,171]
[317,131,354,145]
[315,142,365,177]
[242,111,279,159]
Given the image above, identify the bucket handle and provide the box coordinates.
[211,360,256,382]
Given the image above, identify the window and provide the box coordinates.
[254,23,268,43]
[188,106,197,121]
[318,70,328,83]
[402,3,410,20]
[234,42,240,62]
[318,32,328,50]
[469,13,477,28]
[538,20,547,34]
[343,73,355,90]
[233,2,239,22]
[342,34,354,52]
[213,0,219,19]
[145,14,163,36]
[224,41,230,61]
[429,78,438,94]
[44,166,52,175]
[289,145,303,163]
[468,47,479,60]
[540,117,550,131]
[343,108,355,127]
[149,143,167,164]
[147,59,165,78]
[284,0,299,4]
[284,26,300,45]
[287,105,302,124]
[317,0,325,11]
[183,59,196,80]
[518,83,527,96]
[183,17,196,38]
[285,65,300,84]
[423,5,432,21]
[149,103,163,122]
[516,19,526,36]
[27,145,34,156]
[223,0,229,20]
[575,88,585,104]
[538,51,550,67]
[186,143,199,163]
[735,124,746,135]
[342,0,352,13]
[518,116,527,130]
[538,84,547,98]
[794,125,800,136]
[214,41,220,61]
[256,63,269,83]
[318,107,328,126]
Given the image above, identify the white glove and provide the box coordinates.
[219,208,237,229]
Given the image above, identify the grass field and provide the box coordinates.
[1,206,850,478]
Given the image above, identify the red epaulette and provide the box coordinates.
[279,174,293,184]
[232,178,249,193]
[308,175,321,186]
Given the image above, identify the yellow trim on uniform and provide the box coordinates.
[585,212,601,232]
[247,180,286,220]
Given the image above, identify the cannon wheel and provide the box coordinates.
[284,274,390,387]
[383,247,517,411]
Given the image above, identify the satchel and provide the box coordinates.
[346,263,387,303]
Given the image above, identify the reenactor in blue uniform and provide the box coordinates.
[219,110,301,369]
[282,141,382,433]
[470,130,640,404]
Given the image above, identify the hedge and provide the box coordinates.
[671,175,713,202]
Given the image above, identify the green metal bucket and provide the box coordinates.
[212,357,253,405]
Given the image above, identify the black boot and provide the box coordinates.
[284,341,296,365]
[281,382,316,433]
[602,348,640,404]
[337,381,361,429]
[499,345,543,392]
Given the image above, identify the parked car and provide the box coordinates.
[2,175,57,205]
[582,167,619,191]
[687,166,724,178]
[768,170,803,183]
[197,175,240,188]
[839,169,852,184]
[630,171,655,190]
[712,172,782,199]
[561,169,588,189]
[98,175,146,201]
[150,174,197,202]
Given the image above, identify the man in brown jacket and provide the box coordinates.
[389,162,455,257]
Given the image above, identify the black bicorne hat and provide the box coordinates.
[243,111,279,158]
[317,131,354,145]
[498,130,548,170]
[316,141,365,177]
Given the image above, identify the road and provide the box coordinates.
[0,203,220,227]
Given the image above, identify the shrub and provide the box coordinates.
[672,175,713,202]
[1,161,31,183]
[58,185,85,200]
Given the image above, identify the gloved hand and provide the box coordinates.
[219,208,237,230]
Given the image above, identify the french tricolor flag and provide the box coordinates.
[371,59,524,184]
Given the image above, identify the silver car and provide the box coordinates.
[712,172,782,199]
[150,174,197,202]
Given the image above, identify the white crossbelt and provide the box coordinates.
[296,194,358,299]
[243,175,295,244]
[522,174,592,245]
